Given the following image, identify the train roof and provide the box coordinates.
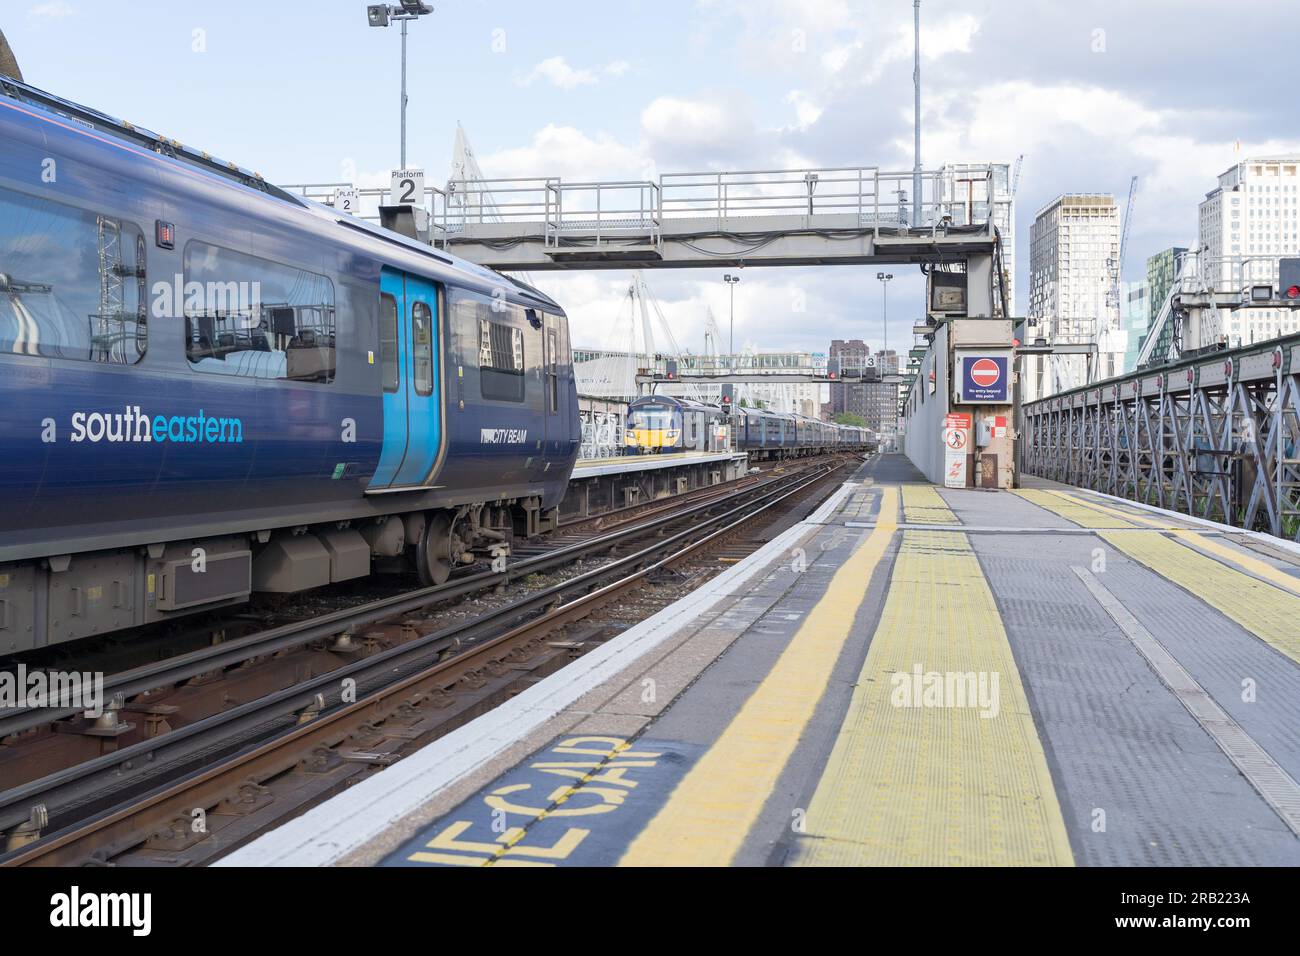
[0,77,561,313]
[738,405,794,419]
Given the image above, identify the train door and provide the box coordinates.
[540,311,559,466]
[370,268,443,491]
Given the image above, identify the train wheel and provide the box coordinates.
[416,513,454,586]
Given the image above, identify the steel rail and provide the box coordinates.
[0,464,808,739]
[0,460,843,841]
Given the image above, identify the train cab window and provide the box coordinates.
[183,241,335,383]
[379,293,399,393]
[478,317,525,402]
[0,187,147,364]
[412,300,434,397]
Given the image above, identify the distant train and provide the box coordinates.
[624,395,873,458]
[0,78,580,652]
[624,396,728,453]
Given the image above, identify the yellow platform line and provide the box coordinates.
[1013,488,1139,529]
[617,486,900,867]
[792,530,1073,866]
[1055,490,1188,530]
[1099,530,1300,664]
[1170,532,1300,598]
[1039,490,1300,598]
[902,484,960,525]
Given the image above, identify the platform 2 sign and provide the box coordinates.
[389,168,426,207]
[955,353,1010,404]
[381,735,702,867]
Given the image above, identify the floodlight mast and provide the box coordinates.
[366,3,434,169]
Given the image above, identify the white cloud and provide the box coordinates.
[519,56,631,90]
[536,265,923,358]
[783,90,823,130]
[820,42,861,75]
[640,93,759,166]
[830,12,981,83]
[27,1,74,21]
[480,124,652,182]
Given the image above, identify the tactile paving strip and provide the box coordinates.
[901,484,960,525]
[1013,489,1137,529]
[791,529,1073,866]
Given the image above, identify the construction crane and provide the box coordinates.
[1011,154,1024,197]
[1109,175,1138,315]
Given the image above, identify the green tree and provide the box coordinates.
[835,412,867,428]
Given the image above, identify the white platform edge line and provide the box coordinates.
[216,480,862,867]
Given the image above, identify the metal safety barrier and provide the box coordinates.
[1021,332,1300,540]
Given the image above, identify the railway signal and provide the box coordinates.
[1281,257,1300,301]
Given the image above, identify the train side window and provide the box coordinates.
[0,187,147,364]
[478,316,524,402]
[183,241,335,383]
[379,293,399,393]
[412,300,433,397]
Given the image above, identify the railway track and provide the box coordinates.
[0,454,858,865]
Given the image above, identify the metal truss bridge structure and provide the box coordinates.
[1021,333,1300,541]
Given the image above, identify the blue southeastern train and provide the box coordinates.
[624,395,873,458]
[0,79,580,652]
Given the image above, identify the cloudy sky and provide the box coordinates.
[7,0,1295,356]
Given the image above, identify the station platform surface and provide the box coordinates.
[571,450,746,478]
[223,455,1300,868]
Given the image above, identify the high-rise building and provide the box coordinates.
[1140,246,1189,365]
[1197,156,1300,347]
[862,349,899,434]
[1025,193,1122,399]
[1120,280,1150,373]
[828,339,870,420]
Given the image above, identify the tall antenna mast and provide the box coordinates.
[911,0,922,227]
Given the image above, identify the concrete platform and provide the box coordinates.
[571,450,747,478]
[221,455,1300,867]
[561,451,751,521]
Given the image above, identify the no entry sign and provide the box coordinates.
[956,353,1010,403]
[970,358,1001,387]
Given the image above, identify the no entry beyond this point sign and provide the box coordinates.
[971,358,1001,387]
[958,354,1010,403]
